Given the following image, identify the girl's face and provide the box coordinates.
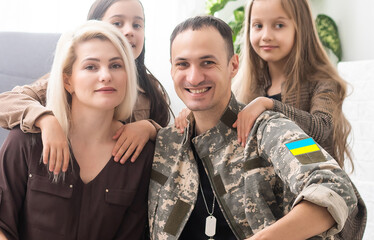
[65,39,127,113]
[249,0,295,66]
[102,0,145,59]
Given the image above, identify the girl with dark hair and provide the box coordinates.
[0,0,172,174]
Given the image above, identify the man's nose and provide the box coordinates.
[186,65,204,85]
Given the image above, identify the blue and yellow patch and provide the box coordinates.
[286,138,326,164]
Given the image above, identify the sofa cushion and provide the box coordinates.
[0,31,60,145]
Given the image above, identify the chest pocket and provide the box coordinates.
[26,174,73,236]
[105,189,136,207]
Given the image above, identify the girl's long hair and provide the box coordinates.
[88,0,172,126]
[233,0,352,169]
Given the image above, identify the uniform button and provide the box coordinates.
[29,174,32,178]
[69,185,73,188]
[106,189,109,193]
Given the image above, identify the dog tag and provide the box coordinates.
[205,215,216,237]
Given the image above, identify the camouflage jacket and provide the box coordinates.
[148,95,358,240]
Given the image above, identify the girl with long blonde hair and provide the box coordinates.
[232,0,352,170]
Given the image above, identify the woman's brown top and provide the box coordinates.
[0,127,154,240]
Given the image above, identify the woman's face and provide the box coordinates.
[102,0,145,59]
[64,39,127,113]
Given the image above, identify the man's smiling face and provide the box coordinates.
[170,27,238,115]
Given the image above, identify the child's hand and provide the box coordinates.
[174,108,190,133]
[36,114,70,175]
[112,120,156,164]
[233,97,273,146]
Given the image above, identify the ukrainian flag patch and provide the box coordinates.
[286,138,326,164]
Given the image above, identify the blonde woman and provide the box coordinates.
[0,20,153,239]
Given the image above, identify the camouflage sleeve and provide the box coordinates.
[0,75,52,133]
[255,110,357,237]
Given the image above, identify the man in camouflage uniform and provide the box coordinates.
[148,16,364,240]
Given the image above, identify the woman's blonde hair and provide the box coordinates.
[232,0,352,169]
[46,20,138,138]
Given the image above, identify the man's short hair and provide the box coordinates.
[170,15,234,61]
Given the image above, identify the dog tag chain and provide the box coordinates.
[199,182,216,239]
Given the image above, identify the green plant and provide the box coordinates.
[206,0,237,15]
[315,14,342,61]
[205,1,342,61]
[206,0,244,53]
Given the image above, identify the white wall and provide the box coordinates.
[339,60,374,240]
[310,0,374,61]
[142,0,206,117]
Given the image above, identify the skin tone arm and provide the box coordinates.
[35,114,70,174]
[233,97,273,146]
[0,230,8,240]
[36,114,156,174]
[246,200,335,240]
[174,96,273,141]
[112,120,157,163]
[174,108,191,133]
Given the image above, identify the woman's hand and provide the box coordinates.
[174,108,191,133]
[233,97,273,146]
[36,114,70,175]
[112,120,157,164]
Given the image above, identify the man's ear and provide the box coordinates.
[63,73,73,94]
[229,54,239,79]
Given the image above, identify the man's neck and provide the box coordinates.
[193,96,231,135]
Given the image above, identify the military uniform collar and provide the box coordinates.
[188,93,242,158]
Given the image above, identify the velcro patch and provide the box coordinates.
[285,138,326,164]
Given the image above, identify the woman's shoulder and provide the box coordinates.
[0,127,42,167]
[3,127,40,148]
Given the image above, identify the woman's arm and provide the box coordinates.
[0,128,30,240]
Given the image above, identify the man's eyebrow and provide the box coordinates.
[200,55,218,61]
[173,55,218,62]
[174,57,187,62]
